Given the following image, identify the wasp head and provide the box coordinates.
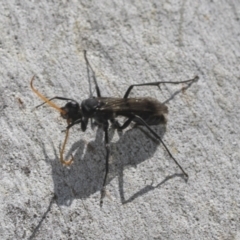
[61,101,82,123]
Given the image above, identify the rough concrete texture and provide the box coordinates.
[0,1,240,239]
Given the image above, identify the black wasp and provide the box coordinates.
[31,50,198,206]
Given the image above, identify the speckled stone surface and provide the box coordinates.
[0,1,239,239]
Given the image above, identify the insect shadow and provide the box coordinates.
[43,122,168,206]
[32,50,198,206]
[41,123,174,206]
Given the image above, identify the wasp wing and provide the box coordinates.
[97,97,168,125]
[98,97,167,113]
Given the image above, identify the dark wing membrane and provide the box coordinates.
[97,97,168,125]
[98,98,168,116]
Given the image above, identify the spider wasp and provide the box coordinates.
[31,50,198,205]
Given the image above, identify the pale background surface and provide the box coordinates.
[0,1,240,239]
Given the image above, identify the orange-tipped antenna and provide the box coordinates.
[60,120,74,165]
[30,76,66,115]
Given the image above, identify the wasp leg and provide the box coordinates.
[111,116,135,130]
[35,96,78,109]
[131,114,188,179]
[65,119,82,130]
[123,76,199,99]
[84,50,101,97]
[100,122,110,207]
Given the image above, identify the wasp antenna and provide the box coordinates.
[30,76,66,114]
[59,120,74,165]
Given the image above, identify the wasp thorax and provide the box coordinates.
[81,98,99,117]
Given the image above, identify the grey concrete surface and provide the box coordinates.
[0,1,240,239]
